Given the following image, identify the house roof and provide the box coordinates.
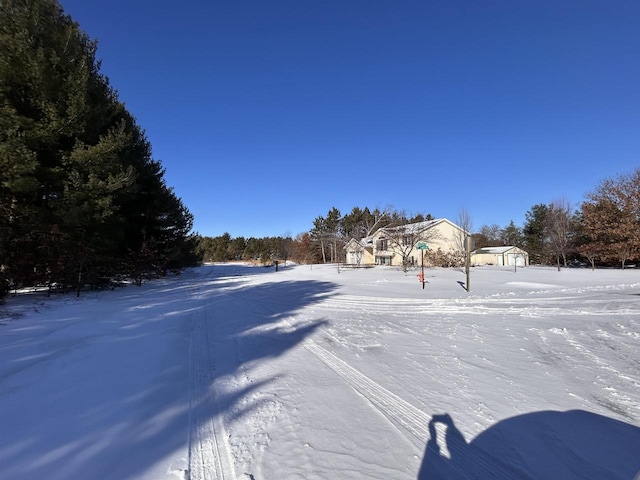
[381,218,442,234]
[472,246,519,254]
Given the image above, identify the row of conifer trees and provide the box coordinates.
[0,0,198,298]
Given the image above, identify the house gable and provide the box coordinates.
[344,237,374,265]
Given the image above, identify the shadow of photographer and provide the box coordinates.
[419,410,640,480]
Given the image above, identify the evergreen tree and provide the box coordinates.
[522,204,549,264]
[311,215,328,263]
[340,207,366,241]
[0,0,195,295]
[229,237,247,260]
[500,220,523,247]
[324,207,342,263]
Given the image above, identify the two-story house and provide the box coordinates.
[344,218,468,267]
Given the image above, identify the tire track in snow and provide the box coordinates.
[304,340,432,444]
[188,288,236,480]
[303,340,513,479]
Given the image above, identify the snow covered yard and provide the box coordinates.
[1,264,639,479]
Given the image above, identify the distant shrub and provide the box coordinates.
[425,248,465,268]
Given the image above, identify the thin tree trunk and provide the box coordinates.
[76,261,83,297]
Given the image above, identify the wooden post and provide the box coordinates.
[465,236,471,292]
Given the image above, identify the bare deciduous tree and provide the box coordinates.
[545,197,572,270]
[476,224,502,247]
[363,206,394,238]
[455,208,473,252]
[456,208,473,291]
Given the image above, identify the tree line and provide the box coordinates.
[198,167,640,270]
[197,208,436,266]
[0,0,197,300]
[474,168,640,269]
[195,234,295,265]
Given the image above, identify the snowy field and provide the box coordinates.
[1,263,639,480]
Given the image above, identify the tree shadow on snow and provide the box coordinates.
[418,411,640,480]
[0,264,337,479]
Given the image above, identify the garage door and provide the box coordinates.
[507,254,526,266]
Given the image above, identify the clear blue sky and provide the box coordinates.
[59,0,639,238]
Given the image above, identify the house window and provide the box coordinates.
[402,235,412,246]
[376,238,388,251]
[377,256,392,265]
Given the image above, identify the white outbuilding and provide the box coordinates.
[471,246,529,267]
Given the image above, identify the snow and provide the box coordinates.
[1,264,639,479]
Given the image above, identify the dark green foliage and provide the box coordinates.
[0,0,195,297]
[311,207,342,263]
[196,235,296,265]
[340,207,392,241]
[500,220,523,248]
[522,204,549,264]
